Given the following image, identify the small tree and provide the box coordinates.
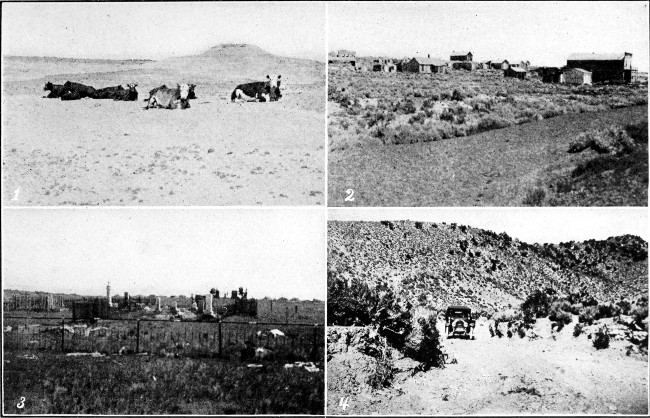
[593,325,610,349]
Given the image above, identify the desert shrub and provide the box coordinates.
[573,323,583,337]
[327,272,378,326]
[595,303,620,320]
[521,289,553,321]
[616,299,632,315]
[632,306,649,326]
[409,112,427,125]
[569,125,636,155]
[549,307,572,325]
[473,114,511,133]
[592,326,610,349]
[517,326,526,338]
[522,188,546,206]
[492,309,521,323]
[451,88,465,101]
[410,314,446,371]
[440,108,455,122]
[397,100,417,115]
[366,349,395,389]
[579,306,598,325]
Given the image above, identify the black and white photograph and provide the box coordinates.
[2,2,326,206]
[327,1,648,206]
[2,208,326,414]
[327,208,648,415]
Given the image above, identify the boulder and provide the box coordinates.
[618,315,635,328]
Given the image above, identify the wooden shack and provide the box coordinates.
[539,67,563,83]
[450,51,473,61]
[404,57,448,73]
[504,66,527,79]
[566,52,633,83]
[490,60,509,70]
[561,68,592,85]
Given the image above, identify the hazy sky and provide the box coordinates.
[2,2,325,61]
[329,208,648,245]
[329,1,650,71]
[2,209,326,299]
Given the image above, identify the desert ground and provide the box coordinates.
[2,46,325,206]
[327,321,648,415]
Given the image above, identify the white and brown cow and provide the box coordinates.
[144,84,191,110]
[231,75,281,102]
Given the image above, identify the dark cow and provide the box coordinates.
[60,91,82,101]
[43,82,67,98]
[231,75,281,102]
[93,85,124,99]
[187,84,197,100]
[63,81,96,99]
[113,84,138,101]
[146,85,168,101]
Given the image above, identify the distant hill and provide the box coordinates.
[328,221,648,314]
[2,43,325,106]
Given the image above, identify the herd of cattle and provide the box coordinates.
[42,74,282,109]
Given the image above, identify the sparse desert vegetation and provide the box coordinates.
[3,351,324,414]
[327,220,648,414]
[328,69,648,206]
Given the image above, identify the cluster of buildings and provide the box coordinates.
[328,49,637,84]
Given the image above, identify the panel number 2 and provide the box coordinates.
[344,189,355,202]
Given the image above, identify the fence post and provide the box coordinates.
[218,321,223,357]
[136,320,141,354]
[61,319,65,352]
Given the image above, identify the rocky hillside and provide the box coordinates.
[328,221,648,314]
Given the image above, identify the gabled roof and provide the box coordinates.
[450,51,472,56]
[568,53,630,61]
[565,67,592,74]
[412,57,448,66]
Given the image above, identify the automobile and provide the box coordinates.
[445,305,475,339]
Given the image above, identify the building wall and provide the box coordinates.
[404,60,421,73]
[566,59,626,82]
[562,69,592,85]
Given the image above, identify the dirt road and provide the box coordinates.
[2,94,324,206]
[327,323,648,415]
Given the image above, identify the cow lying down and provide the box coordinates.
[146,84,196,101]
[231,75,282,102]
[144,84,191,110]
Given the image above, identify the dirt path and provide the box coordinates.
[2,95,324,206]
[328,105,648,207]
[327,324,648,415]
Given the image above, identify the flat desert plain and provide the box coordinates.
[2,45,325,206]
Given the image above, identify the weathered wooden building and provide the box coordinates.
[504,66,527,79]
[561,68,592,85]
[404,57,448,73]
[451,61,479,71]
[372,58,396,72]
[450,51,473,61]
[510,60,531,70]
[490,60,510,70]
[566,52,633,83]
[538,67,563,83]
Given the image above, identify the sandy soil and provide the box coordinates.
[327,322,648,415]
[328,105,647,207]
[3,95,324,206]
